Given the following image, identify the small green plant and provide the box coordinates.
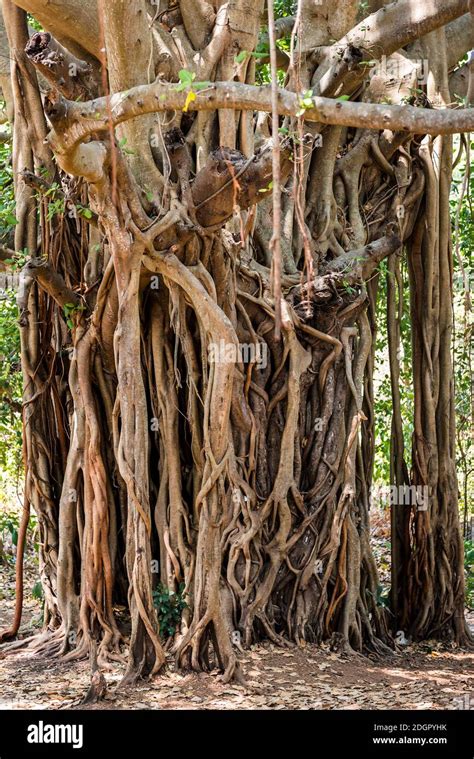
[0,510,38,553]
[75,203,93,220]
[341,279,357,295]
[296,90,314,117]
[0,134,16,242]
[46,197,66,221]
[357,0,369,19]
[117,137,136,157]
[0,510,19,547]
[43,182,66,222]
[3,248,29,271]
[234,49,268,65]
[376,583,391,609]
[153,582,187,639]
[31,579,43,601]
[258,180,273,194]
[27,13,43,32]
[400,87,426,106]
[366,583,392,612]
[63,302,85,330]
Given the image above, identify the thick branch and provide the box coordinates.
[449,63,471,102]
[445,13,474,68]
[10,0,100,61]
[313,0,470,97]
[100,0,163,191]
[25,32,99,100]
[46,81,474,162]
[408,13,474,71]
[340,0,469,60]
[299,0,358,50]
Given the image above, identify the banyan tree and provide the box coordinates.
[0,0,472,684]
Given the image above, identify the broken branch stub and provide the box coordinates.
[191,142,293,228]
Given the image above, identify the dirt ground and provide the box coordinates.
[1,561,473,711]
[0,636,473,711]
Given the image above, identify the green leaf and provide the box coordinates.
[176,69,196,91]
[235,51,250,64]
[192,81,211,91]
[32,580,43,600]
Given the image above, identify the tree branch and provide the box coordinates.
[289,232,402,307]
[25,32,99,100]
[323,231,401,283]
[23,257,82,309]
[11,0,100,62]
[312,0,470,97]
[341,0,469,61]
[99,0,164,192]
[191,141,293,227]
[45,80,474,162]
[408,13,474,71]
[449,63,471,103]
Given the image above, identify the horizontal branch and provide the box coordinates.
[11,0,100,61]
[1,247,81,310]
[47,80,474,158]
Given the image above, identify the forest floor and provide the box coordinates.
[1,556,473,711]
